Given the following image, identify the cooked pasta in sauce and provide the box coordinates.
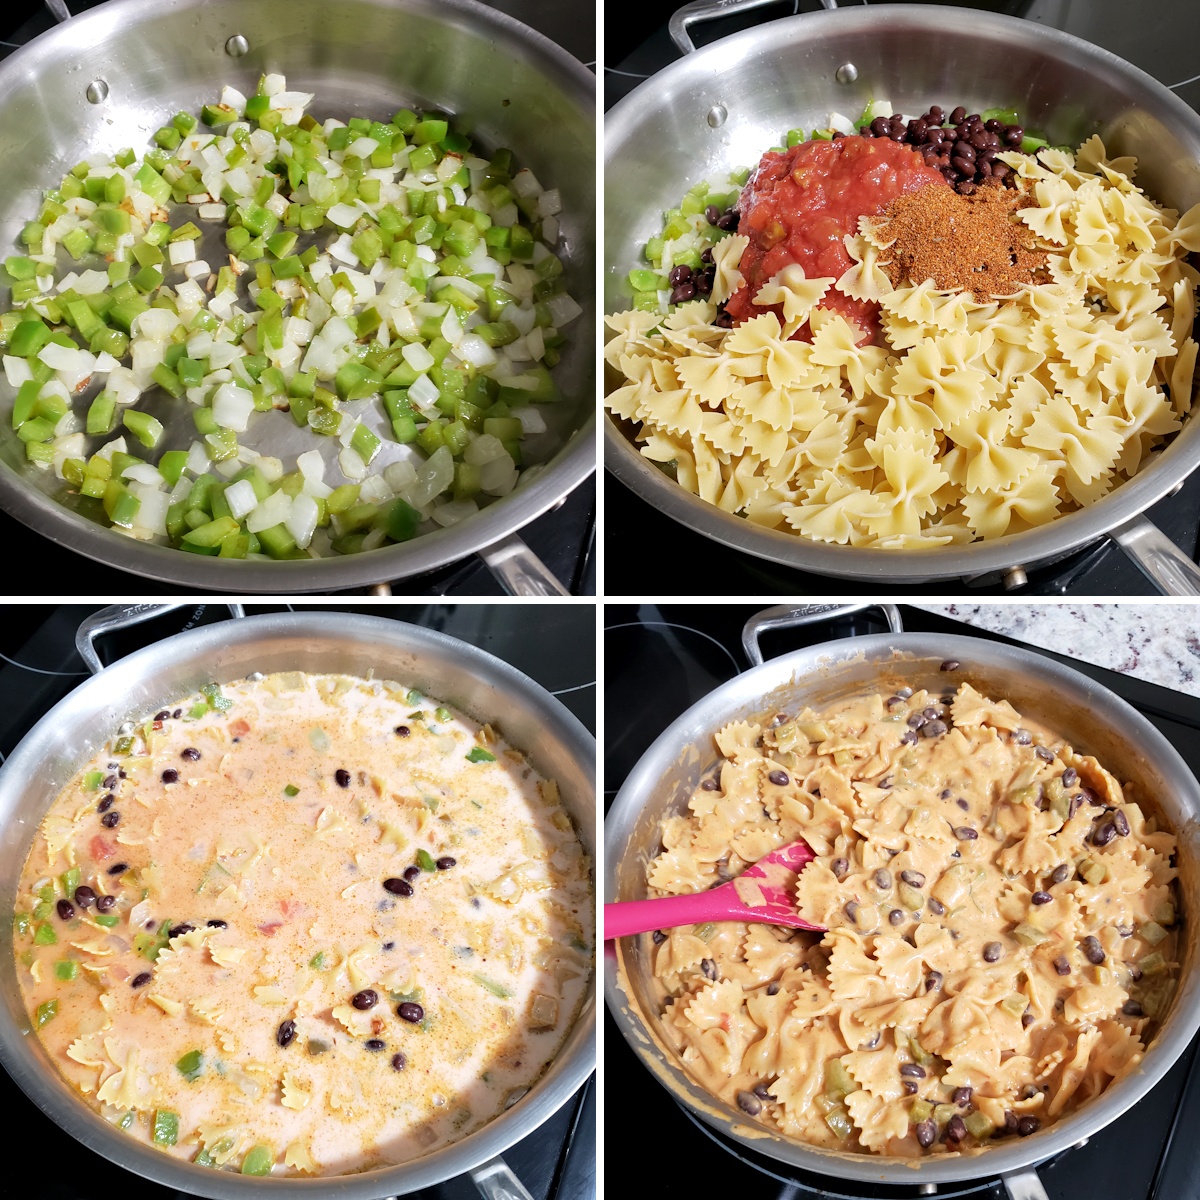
[15,672,592,1177]
[646,680,1178,1156]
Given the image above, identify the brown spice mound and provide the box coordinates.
[876,181,1048,299]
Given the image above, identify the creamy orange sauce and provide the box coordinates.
[646,683,1179,1157]
[15,672,593,1176]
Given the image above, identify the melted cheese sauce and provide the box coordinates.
[646,683,1179,1157]
[16,673,593,1176]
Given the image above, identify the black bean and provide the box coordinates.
[950,106,966,124]
[669,283,696,305]
[736,1090,762,1116]
[956,798,969,811]
[1022,1010,1035,1030]
[705,204,720,226]
[928,898,946,916]
[207,919,227,928]
[1082,787,1103,807]
[436,856,457,870]
[869,115,890,137]
[832,857,849,879]
[900,870,925,888]
[97,794,115,813]
[1093,821,1116,847]
[168,923,194,939]
[1082,935,1105,965]
[901,731,918,746]
[95,895,116,913]
[873,869,892,891]
[383,877,414,897]
[750,1083,774,1104]
[923,707,940,721]
[916,1118,937,1148]
[74,886,96,908]
[953,1086,972,1106]
[180,748,202,764]
[766,981,780,996]
[700,778,719,791]
[907,713,927,729]
[1113,809,1130,837]
[767,769,789,787]
[716,209,739,232]
[382,942,394,951]
[954,826,978,841]
[161,769,179,784]
[101,811,119,828]
[926,971,943,992]
[895,687,913,699]
[668,264,692,287]
[844,901,860,924]
[1032,891,1052,905]
[118,768,126,779]
[365,1038,386,1051]
[397,1001,424,1023]
[277,1019,298,1047]
[922,720,948,738]
[900,1062,926,1078]
[394,725,410,737]
[391,1052,407,1071]
[56,899,74,921]
[701,958,718,980]
[1054,955,1071,976]
[1123,999,1144,1017]
[352,989,378,1010]
[107,862,128,876]
[1060,767,1078,788]
[154,710,170,721]
[651,930,667,945]
[1034,746,1054,763]
[130,971,152,988]
[946,1114,967,1142]
[1068,794,1083,818]
[982,942,1002,963]
[403,865,421,881]
[1013,729,1032,745]
[335,768,351,788]
[903,1079,918,1095]
[888,909,904,925]
[1018,1116,1041,1137]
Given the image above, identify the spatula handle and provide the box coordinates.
[604,891,743,940]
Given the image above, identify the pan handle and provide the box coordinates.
[1109,513,1200,596]
[478,534,570,596]
[75,603,245,676]
[1002,1169,1051,1200]
[742,603,903,667]
[469,1156,536,1200]
[43,1,71,24]
[670,0,838,55]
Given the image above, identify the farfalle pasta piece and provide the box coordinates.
[751,264,834,337]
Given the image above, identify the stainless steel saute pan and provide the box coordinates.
[0,604,596,1198]
[605,603,1200,1199]
[0,0,595,595]
[605,2,1200,593]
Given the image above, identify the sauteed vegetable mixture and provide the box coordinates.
[14,673,593,1175]
[2,77,582,558]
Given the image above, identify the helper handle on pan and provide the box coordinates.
[470,1156,537,1200]
[670,0,839,55]
[478,534,570,596]
[741,603,903,668]
[75,603,245,676]
[1110,513,1200,596]
[43,0,70,24]
[1002,1169,1052,1200]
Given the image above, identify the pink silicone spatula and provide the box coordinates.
[604,839,827,940]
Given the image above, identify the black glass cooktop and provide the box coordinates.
[604,0,1200,597]
[0,602,595,1200]
[604,603,1200,1199]
[0,0,595,598]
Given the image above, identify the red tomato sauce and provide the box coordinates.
[726,135,947,342]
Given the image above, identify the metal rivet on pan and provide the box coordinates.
[1004,565,1029,591]
[835,62,858,84]
[85,79,108,104]
[226,34,249,56]
[707,104,727,129]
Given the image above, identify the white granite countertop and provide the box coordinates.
[917,604,1200,698]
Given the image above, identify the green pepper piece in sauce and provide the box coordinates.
[152,1109,179,1146]
[35,999,58,1027]
[241,1145,273,1176]
[466,747,496,764]
[416,849,437,872]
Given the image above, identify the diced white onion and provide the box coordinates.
[224,478,258,519]
[197,202,226,221]
[512,404,547,435]
[220,84,247,115]
[338,446,367,481]
[3,356,31,387]
[123,463,165,486]
[432,498,479,527]
[296,449,325,481]
[247,488,293,533]
[168,239,197,265]
[456,334,497,369]
[510,169,542,198]
[326,202,361,229]
[479,453,518,495]
[184,259,210,280]
[402,342,435,373]
[212,382,255,432]
[546,293,583,326]
[185,441,209,474]
[37,342,84,370]
[285,492,319,548]
[384,460,418,491]
[408,372,440,412]
[536,189,562,217]
[346,137,380,159]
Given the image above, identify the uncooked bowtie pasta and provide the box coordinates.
[646,681,1178,1157]
[15,673,592,1176]
[3,76,581,558]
